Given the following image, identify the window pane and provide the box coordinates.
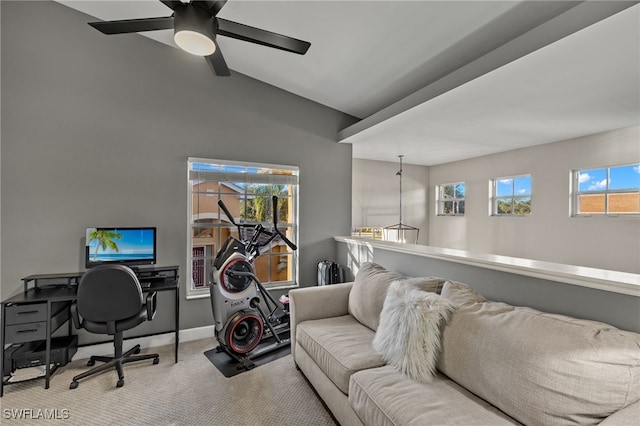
[456,200,465,215]
[608,192,640,214]
[578,168,607,192]
[609,164,640,190]
[496,179,513,197]
[514,176,531,196]
[442,185,454,200]
[191,245,212,290]
[578,193,605,214]
[513,197,531,215]
[276,196,292,223]
[188,158,298,296]
[192,192,220,221]
[443,201,454,214]
[455,184,465,198]
[496,199,512,214]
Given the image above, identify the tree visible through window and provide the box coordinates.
[491,175,531,216]
[573,164,639,216]
[187,158,299,298]
[437,182,465,216]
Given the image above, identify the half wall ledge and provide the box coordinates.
[334,236,640,297]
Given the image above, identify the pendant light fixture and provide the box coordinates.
[173,5,217,56]
[383,155,420,244]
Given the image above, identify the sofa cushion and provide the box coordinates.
[373,282,455,383]
[296,315,385,394]
[348,262,445,331]
[441,279,486,306]
[349,365,521,426]
[438,285,640,425]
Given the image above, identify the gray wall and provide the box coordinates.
[353,127,640,273]
[337,240,640,333]
[1,1,355,335]
[352,158,429,244]
[429,126,640,273]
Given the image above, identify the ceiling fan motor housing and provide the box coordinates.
[173,4,218,55]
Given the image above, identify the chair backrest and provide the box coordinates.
[77,264,143,323]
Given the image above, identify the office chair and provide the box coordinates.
[69,264,159,389]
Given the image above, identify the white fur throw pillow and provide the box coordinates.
[373,280,456,383]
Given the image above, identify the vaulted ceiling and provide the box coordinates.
[57,1,640,166]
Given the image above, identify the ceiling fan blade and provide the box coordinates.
[217,18,311,55]
[159,1,184,11]
[206,41,231,76]
[208,1,228,16]
[89,17,174,35]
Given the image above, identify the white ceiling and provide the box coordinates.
[56,0,640,166]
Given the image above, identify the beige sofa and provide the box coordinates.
[289,262,640,426]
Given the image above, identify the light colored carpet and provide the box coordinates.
[1,339,337,426]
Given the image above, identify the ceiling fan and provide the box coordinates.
[88,0,311,77]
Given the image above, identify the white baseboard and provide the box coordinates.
[73,325,215,361]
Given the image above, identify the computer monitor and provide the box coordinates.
[85,227,156,269]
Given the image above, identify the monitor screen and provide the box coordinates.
[85,227,156,269]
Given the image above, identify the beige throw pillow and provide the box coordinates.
[373,281,455,383]
[348,262,444,331]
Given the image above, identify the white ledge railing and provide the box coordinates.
[334,236,640,297]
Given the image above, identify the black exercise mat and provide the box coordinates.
[204,331,291,378]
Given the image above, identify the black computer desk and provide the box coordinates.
[0,265,179,397]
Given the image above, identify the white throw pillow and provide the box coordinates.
[373,281,456,383]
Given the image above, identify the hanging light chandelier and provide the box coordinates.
[383,155,420,244]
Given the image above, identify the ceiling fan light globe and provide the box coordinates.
[174,30,216,56]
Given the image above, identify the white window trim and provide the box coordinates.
[436,182,465,216]
[186,158,299,299]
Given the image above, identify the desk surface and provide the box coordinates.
[3,286,78,305]
[22,265,180,282]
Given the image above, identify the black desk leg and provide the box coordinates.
[1,305,5,397]
[174,286,179,363]
[45,300,52,389]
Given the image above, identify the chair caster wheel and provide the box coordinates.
[117,379,124,387]
[87,359,95,366]
[153,357,159,365]
[134,347,141,354]
[70,381,78,389]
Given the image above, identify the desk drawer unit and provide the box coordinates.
[4,303,48,325]
[4,302,69,344]
[5,322,47,343]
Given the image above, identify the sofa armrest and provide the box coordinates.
[599,400,640,425]
[289,282,354,360]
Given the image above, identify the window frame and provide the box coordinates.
[187,158,299,299]
[571,163,640,217]
[490,174,532,216]
[436,182,466,216]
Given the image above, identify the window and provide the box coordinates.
[572,164,639,216]
[491,175,531,216]
[187,158,299,298]
[436,182,465,216]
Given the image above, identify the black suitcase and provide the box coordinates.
[317,260,345,285]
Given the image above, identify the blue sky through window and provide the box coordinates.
[497,176,531,197]
[578,164,640,192]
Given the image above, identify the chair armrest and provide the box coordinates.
[289,282,354,360]
[70,302,82,329]
[599,400,640,425]
[146,291,157,321]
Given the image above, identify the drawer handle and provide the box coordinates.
[16,329,38,333]
[17,311,39,315]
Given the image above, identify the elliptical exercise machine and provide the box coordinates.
[209,196,297,370]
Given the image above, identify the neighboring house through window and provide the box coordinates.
[187,158,299,298]
[572,164,640,216]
